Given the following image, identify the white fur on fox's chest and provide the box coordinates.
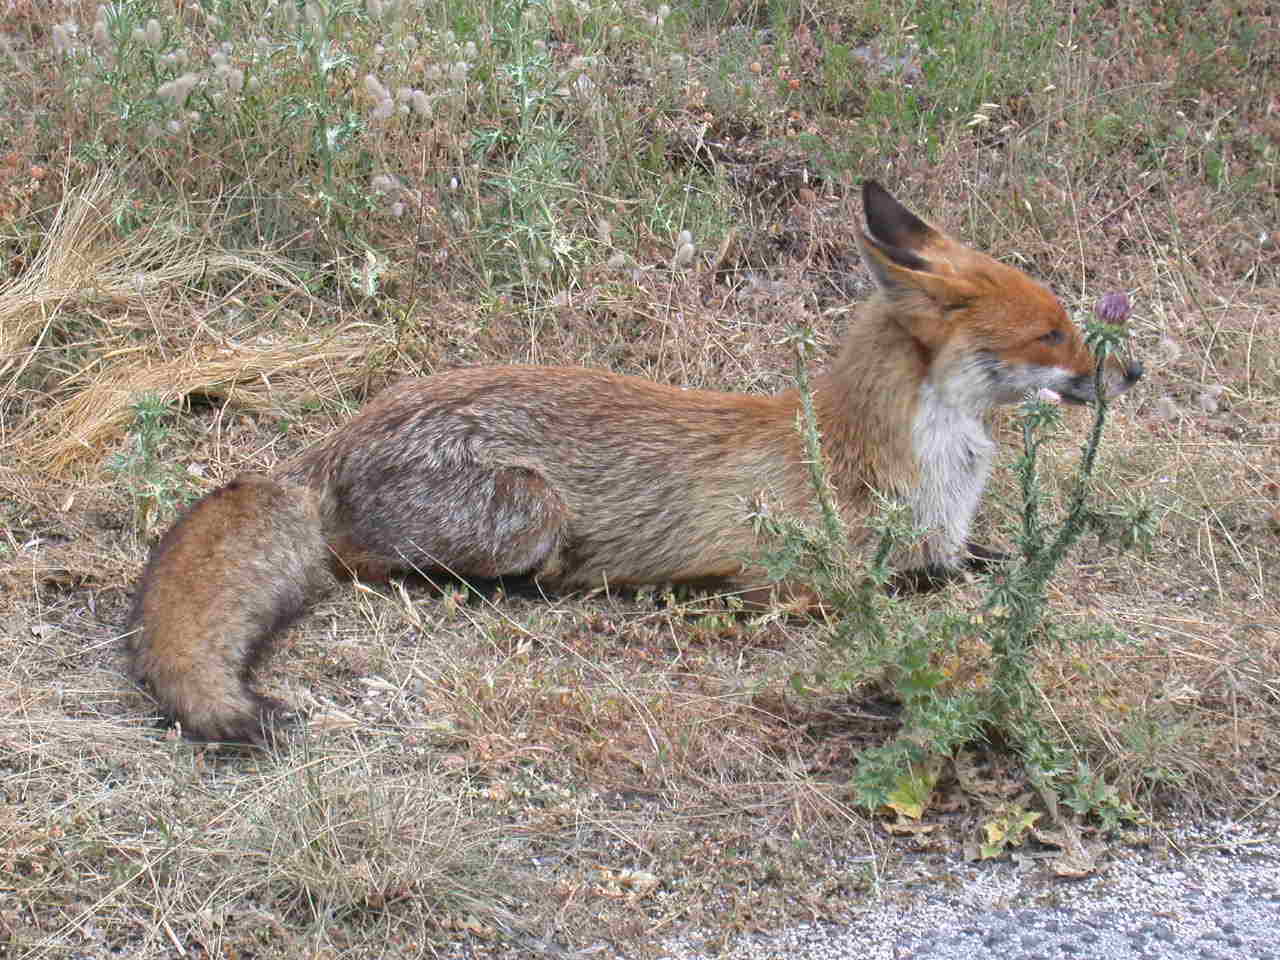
[908,381,996,566]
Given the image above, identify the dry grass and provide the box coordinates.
[23,332,392,472]
[1,0,1278,955]
[0,173,305,382]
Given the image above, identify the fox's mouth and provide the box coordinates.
[1038,386,1092,407]
[1059,357,1144,405]
[1049,385,1095,406]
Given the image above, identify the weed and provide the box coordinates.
[107,395,191,539]
[979,802,1041,859]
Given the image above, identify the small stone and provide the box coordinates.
[1154,334,1183,362]
[1151,396,1179,421]
[1197,383,1228,413]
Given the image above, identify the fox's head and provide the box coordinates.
[856,181,1143,408]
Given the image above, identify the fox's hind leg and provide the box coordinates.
[127,475,334,744]
[322,463,570,583]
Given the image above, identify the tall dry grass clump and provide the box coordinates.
[24,334,390,474]
[0,173,380,477]
[0,173,303,379]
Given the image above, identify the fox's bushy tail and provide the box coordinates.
[126,475,335,743]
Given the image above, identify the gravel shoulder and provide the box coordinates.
[660,819,1280,960]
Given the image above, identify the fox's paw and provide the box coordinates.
[886,565,956,596]
[161,691,300,748]
[964,543,1011,571]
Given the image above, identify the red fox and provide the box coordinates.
[126,181,1142,743]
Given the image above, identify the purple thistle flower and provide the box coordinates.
[1095,291,1132,324]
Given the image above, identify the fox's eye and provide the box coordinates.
[1039,329,1065,345]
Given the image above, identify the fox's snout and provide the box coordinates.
[1058,354,1144,405]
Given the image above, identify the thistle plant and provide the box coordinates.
[770,300,1150,824]
[107,395,191,540]
[987,293,1153,722]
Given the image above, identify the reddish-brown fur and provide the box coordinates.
[125,182,1142,743]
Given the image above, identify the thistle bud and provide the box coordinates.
[1095,291,1132,324]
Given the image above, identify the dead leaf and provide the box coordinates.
[883,817,938,836]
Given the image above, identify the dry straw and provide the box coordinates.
[0,171,303,380]
[1,172,387,475]
[26,336,387,473]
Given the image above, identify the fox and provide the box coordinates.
[125,181,1142,743]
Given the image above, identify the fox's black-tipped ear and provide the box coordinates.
[857,180,976,315]
[862,181,934,255]
[857,181,933,289]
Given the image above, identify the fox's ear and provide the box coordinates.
[856,227,926,292]
[857,180,972,307]
[862,181,936,253]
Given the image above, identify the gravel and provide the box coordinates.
[660,819,1280,960]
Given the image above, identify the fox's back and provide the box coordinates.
[275,366,814,586]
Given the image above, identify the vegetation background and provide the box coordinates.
[0,0,1276,955]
